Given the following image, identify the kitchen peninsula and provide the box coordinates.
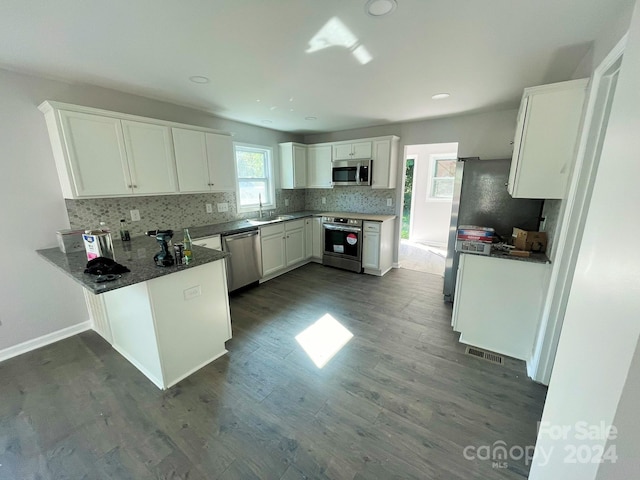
[37,236,232,389]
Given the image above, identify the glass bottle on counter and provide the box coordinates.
[119,218,131,241]
[183,228,193,264]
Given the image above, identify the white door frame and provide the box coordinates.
[529,35,627,384]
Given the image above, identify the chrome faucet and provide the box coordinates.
[258,193,263,218]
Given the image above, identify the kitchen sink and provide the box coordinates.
[246,214,297,225]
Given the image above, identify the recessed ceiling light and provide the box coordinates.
[432,93,450,100]
[189,75,210,84]
[256,99,261,103]
[365,0,397,17]
[305,116,317,121]
[261,120,273,124]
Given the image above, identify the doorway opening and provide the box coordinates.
[399,142,458,276]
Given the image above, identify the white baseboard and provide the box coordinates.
[0,320,92,363]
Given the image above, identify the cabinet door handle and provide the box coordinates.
[132,184,138,188]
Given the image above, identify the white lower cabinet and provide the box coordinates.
[260,218,313,279]
[87,260,231,389]
[285,220,305,266]
[312,217,323,261]
[452,253,550,361]
[304,219,313,260]
[192,235,222,251]
[260,223,287,277]
[362,220,395,276]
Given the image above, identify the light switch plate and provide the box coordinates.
[217,203,229,212]
[322,197,326,205]
[386,198,393,207]
[206,203,213,213]
[130,209,141,222]
[285,198,289,207]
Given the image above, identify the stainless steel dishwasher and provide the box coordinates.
[222,229,262,292]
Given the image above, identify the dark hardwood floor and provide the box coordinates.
[0,263,547,479]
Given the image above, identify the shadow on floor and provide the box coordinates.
[399,239,446,276]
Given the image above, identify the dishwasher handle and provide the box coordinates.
[223,230,260,241]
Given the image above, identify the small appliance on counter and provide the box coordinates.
[56,229,85,253]
[146,229,175,267]
[83,229,114,260]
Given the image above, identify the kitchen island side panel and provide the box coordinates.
[148,260,231,388]
[103,282,164,388]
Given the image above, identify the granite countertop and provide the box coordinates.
[488,249,550,264]
[187,210,395,239]
[37,235,229,295]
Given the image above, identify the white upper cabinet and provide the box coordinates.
[508,79,588,199]
[306,144,332,188]
[173,128,236,193]
[56,110,132,197]
[39,101,234,198]
[371,136,399,189]
[280,142,307,189]
[121,120,177,195]
[332,141,372,160]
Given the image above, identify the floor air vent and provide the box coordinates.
[465,346,504,365]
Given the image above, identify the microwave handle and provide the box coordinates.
[356,163,361,185]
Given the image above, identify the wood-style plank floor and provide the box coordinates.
[0,264,547,479]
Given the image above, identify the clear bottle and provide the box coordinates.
[119,219,131,241]
[183,228,193,264]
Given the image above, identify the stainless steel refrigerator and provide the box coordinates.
[443,158,544,302]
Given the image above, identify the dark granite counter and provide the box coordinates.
[187,210,323,239]
[488,249,550,264]
[37,235,229,295]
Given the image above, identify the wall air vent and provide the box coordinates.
[465,346,504,365]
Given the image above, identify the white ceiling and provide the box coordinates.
[0,0,633,133]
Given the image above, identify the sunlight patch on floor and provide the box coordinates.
[295,314,354,368]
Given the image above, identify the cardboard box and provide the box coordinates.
[512,228,547,252]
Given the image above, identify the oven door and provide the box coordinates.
[323,224,362,260]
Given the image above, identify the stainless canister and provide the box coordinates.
[83,230,115,260]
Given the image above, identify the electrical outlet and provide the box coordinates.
[130,209,141,222]
[321,197,326,205]
[386,198,393,207]
[217,203,229,213]
[285,198,289,207]
[206,203,213,214]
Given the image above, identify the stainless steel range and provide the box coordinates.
[322,216,363,273]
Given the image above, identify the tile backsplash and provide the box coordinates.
[65,187,396,236]
[66,189,306,236]
[305,187,397,215]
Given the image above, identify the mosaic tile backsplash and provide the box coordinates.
[305,187,397,215]
[66,189,306,236]
[66,187,396,236]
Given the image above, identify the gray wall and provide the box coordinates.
[0,67,300,352]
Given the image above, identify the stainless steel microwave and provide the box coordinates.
[332,159,372,186]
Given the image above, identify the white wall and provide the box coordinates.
[0,68,299,354]
[405,143,458,246]
[529,1,640,477]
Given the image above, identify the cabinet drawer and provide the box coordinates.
[261,223,285,238]
[193,235,222,250]
[363,221,381,233]
[285,219,305,231]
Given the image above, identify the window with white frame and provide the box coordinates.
[429,155,457,199]
[234,143,275,212]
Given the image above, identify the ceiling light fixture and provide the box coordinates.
[365,0,397,17]
[305,116,317,121]
[189,75,210,84]
[432,93,450,100]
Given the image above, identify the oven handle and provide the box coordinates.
[323,224,362,233]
